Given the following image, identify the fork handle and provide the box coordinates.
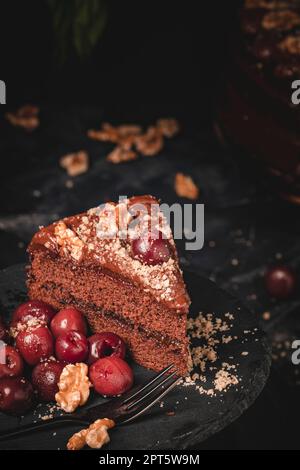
[0,415,89,442]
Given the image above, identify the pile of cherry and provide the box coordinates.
[0,300,133,416]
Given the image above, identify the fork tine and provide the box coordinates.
[122,363,175,405]
[120,376,181,424]
[126,371,177,410]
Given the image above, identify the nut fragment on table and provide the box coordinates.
[106,145,138,164]
[174,172,199,200]
[135,126,164,156]
[87,123,142,143]
[67,418,115,450]
[59,150,89,177]
[88,118,179,162]
[5,105,39,131]
[55,363,91,413]
[156,118,179,138]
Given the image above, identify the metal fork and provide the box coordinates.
[0,364,180,442]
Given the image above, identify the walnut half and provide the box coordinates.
[55,363,91,413]
[67,418,115,450]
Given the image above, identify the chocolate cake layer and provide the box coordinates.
[28,251,188,342]
[27,250,189,375]
[27,281,187,374]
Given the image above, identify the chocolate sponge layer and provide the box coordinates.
[27,250,189,375]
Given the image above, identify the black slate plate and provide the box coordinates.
[0,264,271,450]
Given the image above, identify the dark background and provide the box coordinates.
[0,0,300,450]
[0,1,237,113]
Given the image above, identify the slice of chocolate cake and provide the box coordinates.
[27,195,191,375]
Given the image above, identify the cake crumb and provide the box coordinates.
[231,258,239,266]
[106,146,137,164]
[65,179,74,189]
[214,369,239,392]
[184,311,239,396]
[262,311,271,321]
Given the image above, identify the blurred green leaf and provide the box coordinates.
[47,0,107,64]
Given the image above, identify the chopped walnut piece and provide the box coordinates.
[106,146,138,164]
[278,35,300,55]
[87,129,112,141]
[55,363,91,413]
[156,118,179,138]
[174,173,199,200]
[87,124,120,143]
[60,150,89,177]
[54,221,84,261]
[88,123,141,143]
[116,124,142,137]
[135,126,164,156]
[262,11,300,31]
[5,105,39,131]
[88,119,179,161]
[67,418,115,450]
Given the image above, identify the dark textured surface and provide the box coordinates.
[0,264,270,450]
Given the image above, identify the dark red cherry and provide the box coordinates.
[87,332,126,365]
[32,360,65,401]
[16,326,54,366]
[89,356,133,396]
[0,345,24,378]
[265,265,297,300]
[55,330,88,363]
[12,300,56,327]
[0,377,34,415]
[50,307,87,338]
[131,231,171,265]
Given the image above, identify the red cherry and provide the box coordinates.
[55,330,88,363]
[50,307,87,338]
[12,300,56,327]
[0,377,34,415]
[131,231,171,265]
[32,360,65,401]
[265,266,296,299]
[16,326,54,366]
[0,316,8,343]
[89,356,133,396]
[0,345,23,378]
[88,332,126,365]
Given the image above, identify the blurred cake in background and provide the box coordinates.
[215,0,300,202]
